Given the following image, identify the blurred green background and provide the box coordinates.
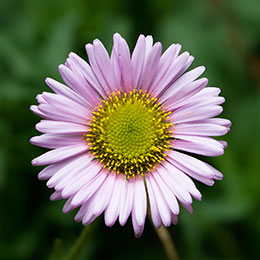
[0,0,260,259]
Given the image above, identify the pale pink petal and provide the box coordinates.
[117,38,133,92]
[173,123,228,136]
[45,77,88,107]
[35,120,87,135]
[30,105,47,118]
[155,165,193,205]
[160,66,205,102]
[50,190,62,201]
[139,42,162,91]
[153,52,194,97]
[68,52,106,98]
[119,179,134,226]
[105,174,125,226]
[61,162,101,198]
[171,105,223,124]
[31,143,87,166]
[70,170,106,207]
[30,134,82,149]
[145,175,162,228]
[93,173,117,216]
[85,43,111,94]
[46,153,92,188]
[149,43,181,93]
[111,33,122,90]
[132,204,145,238]
[173,135,224,156]
[38,103,89,125]
[168,150,222,183]
[92,39,118,92]
[148,174,172,226]
[131,34,146,88]
[133,178,147,226]
[153,171,180,215]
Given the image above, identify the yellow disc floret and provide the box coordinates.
[86,90,172,179]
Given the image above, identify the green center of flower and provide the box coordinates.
[86,90,172,178]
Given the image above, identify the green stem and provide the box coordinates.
[153,225,179,260]
[64,223,95,260]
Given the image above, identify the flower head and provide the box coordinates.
[31,33,231,237]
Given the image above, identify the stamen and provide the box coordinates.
[86,90,173,178]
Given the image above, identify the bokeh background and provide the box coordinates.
[1,0,260,259]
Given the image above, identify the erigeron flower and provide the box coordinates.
[31,33,231,237]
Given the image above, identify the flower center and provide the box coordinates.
[86,90,172,178]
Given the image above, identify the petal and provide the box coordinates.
[38,103,89,125]
[61,161,101,198]
[133,178,147,226]
[131,34,146,88]
[70,170,106,207]
[153,171,180,214]
[68,52,106,98]
[58,64,97,108]
[31,143,87,166]
[92,173,117,216]
[45,77,88,107]
[119,179,134,226]
[139,42,162,91]
[117,38,133,92]
[35,120,88,135]
[160,66,205,102]
[145,176,162,228]
[85,43,111,94]
[168,150,222,184]
[105,174,125,226]
[30,134,82,149]
[173,123,229,136]
[148,174,172,226]
[132,204,145,238]
[92,39,118,92]
[149,43,181,93]
[171,105,223,124]
[46,153,92,188]
[173,135,224,156]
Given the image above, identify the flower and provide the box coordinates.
[31,33,231,237]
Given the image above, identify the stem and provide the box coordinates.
[143,176,179,260]
[153,225,179,260]
[64,223,95,260]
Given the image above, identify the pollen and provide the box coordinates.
[86,90,173,179]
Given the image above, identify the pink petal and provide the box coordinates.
[61,162,101,198]
[131,34,146,88]
[117,38,133,92]
[148,174,172,226]
[68,52,106,98]
[46,153,92,188]
[45,77,88,107]
[171,105,223,124]
[105,174,125,226]
[119,179,134,226]
[30,134,82,149]
[173,123,228,136]
[139,42,162,91]
[173,135,224,156]
[145,175,162,228]
[71,170,106,207]
[31,143,87,166]
[133,177,147,226]
[153,171,180,214]
[93,173,117,216]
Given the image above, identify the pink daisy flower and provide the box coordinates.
[31,33,231,237]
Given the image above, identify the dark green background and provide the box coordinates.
[1,0,260,259]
